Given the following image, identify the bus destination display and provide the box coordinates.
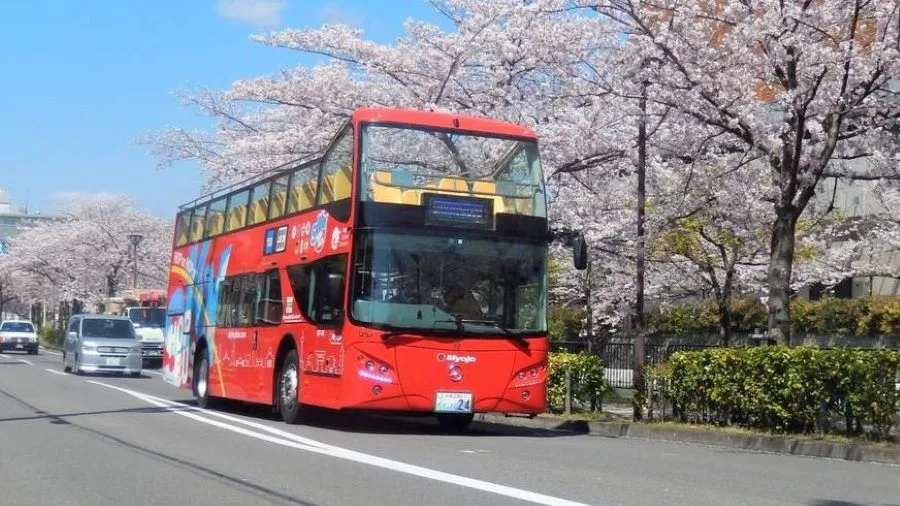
[423,194,493,229]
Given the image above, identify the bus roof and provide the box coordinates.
[176,107,537,211]
[352,108,538,140]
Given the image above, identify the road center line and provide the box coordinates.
[19,359,33,365]
[0,353,9,358]
[88,381,596,506]
[45,369,67,376]
[40,348,62,356]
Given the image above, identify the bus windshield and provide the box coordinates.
[350,230,547,336]
[128,307,166,328]
[359,124,546,218]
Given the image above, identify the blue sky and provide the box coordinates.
[0,0,441,218]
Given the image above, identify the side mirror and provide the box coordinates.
[573,231,588,271]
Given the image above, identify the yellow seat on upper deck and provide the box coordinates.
[472,180,506,213]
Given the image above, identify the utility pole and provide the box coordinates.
[127,233,143,290]
[633,77,648,422]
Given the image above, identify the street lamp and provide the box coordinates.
[127,233,143,290]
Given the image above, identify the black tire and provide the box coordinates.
[276,349,303,424]
[131,372,142,378]
[194,350,215,409]
[436,413,474,432]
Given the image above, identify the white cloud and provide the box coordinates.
[317,3,363,27]
[217,0,287,27]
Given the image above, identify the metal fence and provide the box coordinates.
[550,341,718,388]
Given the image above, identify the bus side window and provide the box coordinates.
[268,174,289,221]
[190,204,208,243]
[238,274,258,325]
[257,269,283,324]
[206,197,227,238]
[286,255,345,326]
[226,190,250,232]
[287,165,317,214]
[311,254,347,325]
[317,126,353,220]
[248,181,271,227]
[174,210,191,246]
[216,277,235,327]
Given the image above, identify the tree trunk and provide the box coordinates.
[633,79,648,421]
[716,298,732,347]
[767,210,798,345]
[717,268,734,347]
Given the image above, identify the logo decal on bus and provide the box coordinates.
[436,353,476,364]
[310,210,328,253]
[330,228,341,250]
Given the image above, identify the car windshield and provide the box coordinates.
[359,124,547,218]
[351,230,547,336]
[0,322,35,333]
[81,319,136,339]
[128,307,166,328]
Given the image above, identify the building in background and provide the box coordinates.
[0,189,61,256]
[0,189,62,321]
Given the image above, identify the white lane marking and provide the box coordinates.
[19,359,33,365]
[143,370,163,376]
[45,369,67,376]
[0,353,10,358]
[40,347,63,356]
[89,381,596,506]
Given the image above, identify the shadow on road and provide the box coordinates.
[0,405,176,423]
[186,397,580,438]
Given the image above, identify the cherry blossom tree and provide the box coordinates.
[586,0,900,343]
[0,194,171,310]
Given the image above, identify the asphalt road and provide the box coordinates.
[0,350,897,506]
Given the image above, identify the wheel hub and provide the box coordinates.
[197,359,208,398]
[281,363,298,411]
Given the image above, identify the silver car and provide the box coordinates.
[63,315,143,377]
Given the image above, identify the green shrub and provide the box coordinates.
[39,325,64,350]
[650,297,900,337]
[667,346,900,439]
[546,351,608,413]
[548,305,586,342]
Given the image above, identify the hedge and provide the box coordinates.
[663,346,900,439]
[647,297,900,336]
[546,351,609,413]
[38,325,64,350]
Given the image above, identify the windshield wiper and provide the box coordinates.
[433,317,528,346]
[457,319,528,345]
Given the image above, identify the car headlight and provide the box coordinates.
[81,343,96,351]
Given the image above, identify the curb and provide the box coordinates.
[475,413,900,466]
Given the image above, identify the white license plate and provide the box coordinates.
[15,344,23,349]
[435,392,473,413]
[105,357,121,366]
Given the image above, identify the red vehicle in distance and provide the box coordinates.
[162,107,588,430]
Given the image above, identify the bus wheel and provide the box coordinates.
[278,349,303,424]
[436,413,474,432]
[194,352,214,409]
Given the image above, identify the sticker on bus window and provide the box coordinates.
[264,229,276,254]
[275,226,287,252]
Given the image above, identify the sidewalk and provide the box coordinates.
[475,409,900,466]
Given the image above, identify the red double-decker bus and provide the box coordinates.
[162,107,587,430]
